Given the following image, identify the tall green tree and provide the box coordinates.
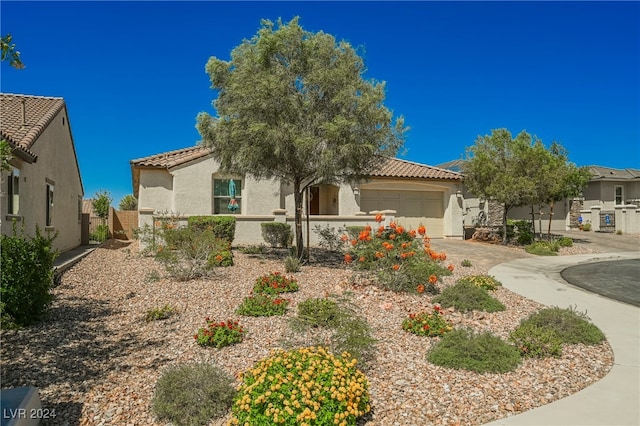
[462,129,536,244]
[92,190,112,220]
[197,18,406,258]
[118,194,138,211]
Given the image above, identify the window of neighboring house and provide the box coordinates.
[7,168,20,215]
[46,182,55,227]
[615,185,624,205]
[213,178,242,214]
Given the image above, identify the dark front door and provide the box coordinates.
[309,187,320,215]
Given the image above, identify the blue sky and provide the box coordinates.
[2,1,639,206]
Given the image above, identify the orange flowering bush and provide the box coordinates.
[253,272,299,295]
[342,222,450,293]
[402,305,454,337]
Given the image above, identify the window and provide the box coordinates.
[213,178,242,214]
[46,182,54,227]
[7,168,20,215]
[615,185,624,205]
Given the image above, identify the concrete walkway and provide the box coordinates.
[484,252,640,426]
[53,243,100,274]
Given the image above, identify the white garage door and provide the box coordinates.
[360,190,444,237]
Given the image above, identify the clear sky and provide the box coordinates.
[1,1,638,206]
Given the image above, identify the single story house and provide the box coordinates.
[130,146,465,245]
[0,93,84,252]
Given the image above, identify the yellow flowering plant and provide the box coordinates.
[229,346,370,426]
[456,275,502,291]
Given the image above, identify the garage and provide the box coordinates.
[360,189,444,237]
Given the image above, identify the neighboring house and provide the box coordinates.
[130,146,465,244]
[0,93,84,252]
[582,166,640,209]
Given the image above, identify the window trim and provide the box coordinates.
[213,177,242,215]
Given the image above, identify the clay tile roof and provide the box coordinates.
[370,157,463,180]
[130,145,212,169]
[1,93,66,161]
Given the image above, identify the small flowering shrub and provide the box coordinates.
[236,293,290,316]
[509,323,563,358]
[229,346,370,426]
[402,305,453,337]
[343,218,450,293]
[457,275,502,291]
[253,272,299,295]
[194,318,245,348]
[206,238,234,268]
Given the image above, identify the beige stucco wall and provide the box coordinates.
[138,169,173,212]
[583,181,640,210]
[0,108,84,252]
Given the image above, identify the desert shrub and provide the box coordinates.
[582,222,592,231]
[236,293,290,316]
[261,222,292,248]
[206,238,234,267]
[511,220,534,245]
[284,255,302,272]
[152,363,235,425]
[433,281,505,313]
[253,272,299,295]
[556,236,573,247]
[427,329,521,373]
[194,318,245,348]
[313,224,345,252]
[295,298,342,328]
[402,305,453,337]
[509,322,563,358]
[229,346,370,425]
[90,223,110,242]
[1,226,57,327]
[519,306,605,345]
[525,241,559,256]
[155,227,222,280]
[238,244,266,255]
[457,275,502,291]
[461,259,472,267]
[145,304,176,322]
[188,215,236,243]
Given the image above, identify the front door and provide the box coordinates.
[309,187,320,215]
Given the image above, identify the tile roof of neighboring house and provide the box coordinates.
[371,157,463,180]
[435,159,467,173]
[587,166,640,181]
[0,93,66,162]
[130,145,213,169]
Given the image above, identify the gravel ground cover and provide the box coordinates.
[1,239,613,426]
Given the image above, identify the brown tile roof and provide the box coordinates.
[1,93,66,162]
[130,145,212,169]
[371,157,463,180]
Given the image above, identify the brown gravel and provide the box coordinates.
[1,239,614,426]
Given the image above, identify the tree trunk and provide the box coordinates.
[547,200,554,239]
[502,204,510,245]
[530,205,536,238]
[293,180,305,259]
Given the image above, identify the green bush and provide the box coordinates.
[509,322,563,358]
[90,223,110,242]
[236,293,290,316]
[345,225,366,240]
[284,255,302,272]
[295,298,342,328]
[556,236,573,247]
[457,275,502,291]
[261,222,292,248]
[145,304,176,322]
[152,363,235,425]
[402,306,453,337]
[461,259,472,267]
[432,281,505,313]
[253,272,299,295]
[313,224,345,252]
[582,222,592,231]
[206,238,234,267]
[155,227,221,281]
[525,241,559,256]
[194,318,245,348]
[238,244,266,255]
[518,306,605,345]
[511,220,534,245]
[230,347,370,425]
[188,215,236,243]
[427,329,521,373]
[1,226,57,327]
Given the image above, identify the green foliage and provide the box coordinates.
[519,306,605,345]
[284,255,302,273]
[238,244,266,255]
[582,222,592,231]
[509,323,563,358]
[152,363,235,426]
[1,139,12,172]
[261,222,292,248]
[118,194,138,211]
[188,215,236,243]
[616,229,623,235]
[230,346,370,425]
[253,272,299,295]
[313,224,345,252]
[194,318,245,348]
[197,17,406,259]
[427,329,521,373]
[345,226,366,240]
[92,190,112,220]
[525,241,559,256]
[461,259,472,267]
[236,293,290,316]
[155,226,223,281]
[294,298,342,329]
[90,223,110,242]
[432,281,505,313]
[1,34,25,69]
[145,304,176,322]
[1,225,57,327]
[456,275,502,291]
[556,236,573,247]
[206,238,234,267]
[402,306,453,337]
[512,220,534,245]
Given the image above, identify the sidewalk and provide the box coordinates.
[483,252,640,426]
[53,243,100,273]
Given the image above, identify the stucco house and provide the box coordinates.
[130,146,465,245]
[0,93,84,252]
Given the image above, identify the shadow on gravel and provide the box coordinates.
[0,294,165,425]
[239,247,346,269]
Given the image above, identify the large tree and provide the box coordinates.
[462,129,536,244]
[1,34,25,69]
[197,18,406,258]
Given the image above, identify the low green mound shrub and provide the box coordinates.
[236,293,290,316]
[194,318,245,348]
[519,306,605,345]
[90,224,110,242]
[525,241,559,256]
[432,281,505,313]
[461,259,472,267]
[556,236,573,247]
[509,322,563,358]
[229,346,370,425]
[152,363,235,425]
[188,215,236,243]
[145,304,176,322]
[457,275,502,291]
[427,329,521,373]
[402,305,453,337]
[582,222,592,231]
[239,244,266,255]
[253,272,299,294]
[261,222,292,248]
